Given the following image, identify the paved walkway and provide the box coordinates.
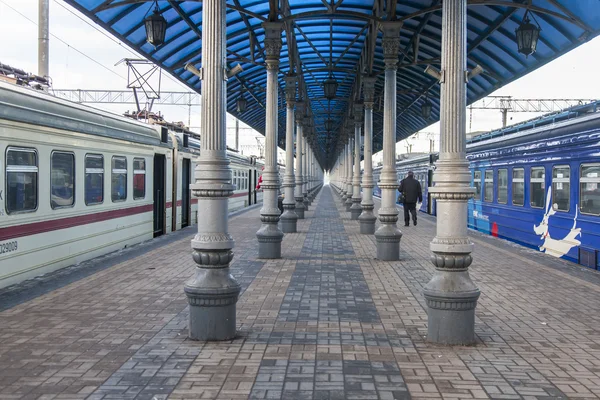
[0,186,599,400]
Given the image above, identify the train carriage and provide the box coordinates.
[0,80,266,289]
[467,105,600,268]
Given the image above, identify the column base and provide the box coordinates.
[280,209,298,233]
[350,205,362,220]
[257,224,284,259]
[423,270,480,345]
[374,225,402,261]
[345,199,353,211]
[303,197,309,211]
[184,268,241,341]
[295,200,305,219]
[359,211,377,234]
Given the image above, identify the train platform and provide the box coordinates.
[0,186,599,400]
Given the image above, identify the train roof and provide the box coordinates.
[0,80,164,146]
[466,103,600,153]
[467,100,600,145]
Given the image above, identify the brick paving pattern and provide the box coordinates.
[0,186,598,400]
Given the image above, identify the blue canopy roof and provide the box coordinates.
[62,0,600,167]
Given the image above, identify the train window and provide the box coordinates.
[512,168,524,206]
[530,167,545,208]
[473,171,481,199]
[498,169,508,204]
[6,147,38,213]
[580,164,600,215]
[51,151,75,209]
[133,158,146,200]
[85,154,104,205]
[484,170,493,202]
[552,166,570,212]
[111,156,127,202]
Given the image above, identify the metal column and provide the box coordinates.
[359,76,377,233]
[184,0,240,341]
[350,103,363,220]
[281,76,298,233]
[256,22,284,259]
[423,0,480,344]
[374,22,403,261]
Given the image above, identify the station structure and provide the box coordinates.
[35,0,600,344]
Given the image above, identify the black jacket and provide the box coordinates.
[398,176,423,203]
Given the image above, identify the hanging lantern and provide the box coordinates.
[144,2,168,47]
[236,96,247,113]
[421,99,432,119]
[324,119,335,132]
[515,11,541,57]
[323,76,338,100]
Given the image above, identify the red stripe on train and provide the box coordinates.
[0,204,153,242]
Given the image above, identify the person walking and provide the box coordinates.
[398,171,422,226]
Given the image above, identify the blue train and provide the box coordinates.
[373,101,600,269]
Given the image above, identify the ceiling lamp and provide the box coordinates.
[421,98,432,119]
[324,119,335,132]
[144,1,168,48]
[515,11,541,57]
[323,75,338,100]
[236,90,247,113]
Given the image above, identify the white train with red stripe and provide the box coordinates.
[0,81,267,289]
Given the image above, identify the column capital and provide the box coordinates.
[262,22,283,67]
[353,102,364,125]
[362,76,377,104]
[284,75,297,106]
[381,21,403,67]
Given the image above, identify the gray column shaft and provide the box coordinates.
[374,22,403,260]
[359,102,376,233]
[281,99,298,233]
[184,0,240,341]
[256,22,284,259]
[423,0,480,345]
[350,124,362,219]
[295,124,305,218]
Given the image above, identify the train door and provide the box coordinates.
[182,158,191,228]
[254,169,258,204]
[153,154,166,237]
[248,168,253,205]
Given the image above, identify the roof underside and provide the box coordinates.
[62,0,600,168]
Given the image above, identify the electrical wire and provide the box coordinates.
[0,0,126,81]
[51,0,193,92]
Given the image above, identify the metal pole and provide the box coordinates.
[281,76,298,233]
[235,118,239,151]
[256,22,284,259]
[359,76,377,234]
[423,0,480,345]
[184,0,240,341]
[374,22,403,261]
[38,0,50,78]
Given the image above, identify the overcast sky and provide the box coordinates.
[1,0,599,157]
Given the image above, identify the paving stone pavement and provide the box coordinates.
[0,186,599,400]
